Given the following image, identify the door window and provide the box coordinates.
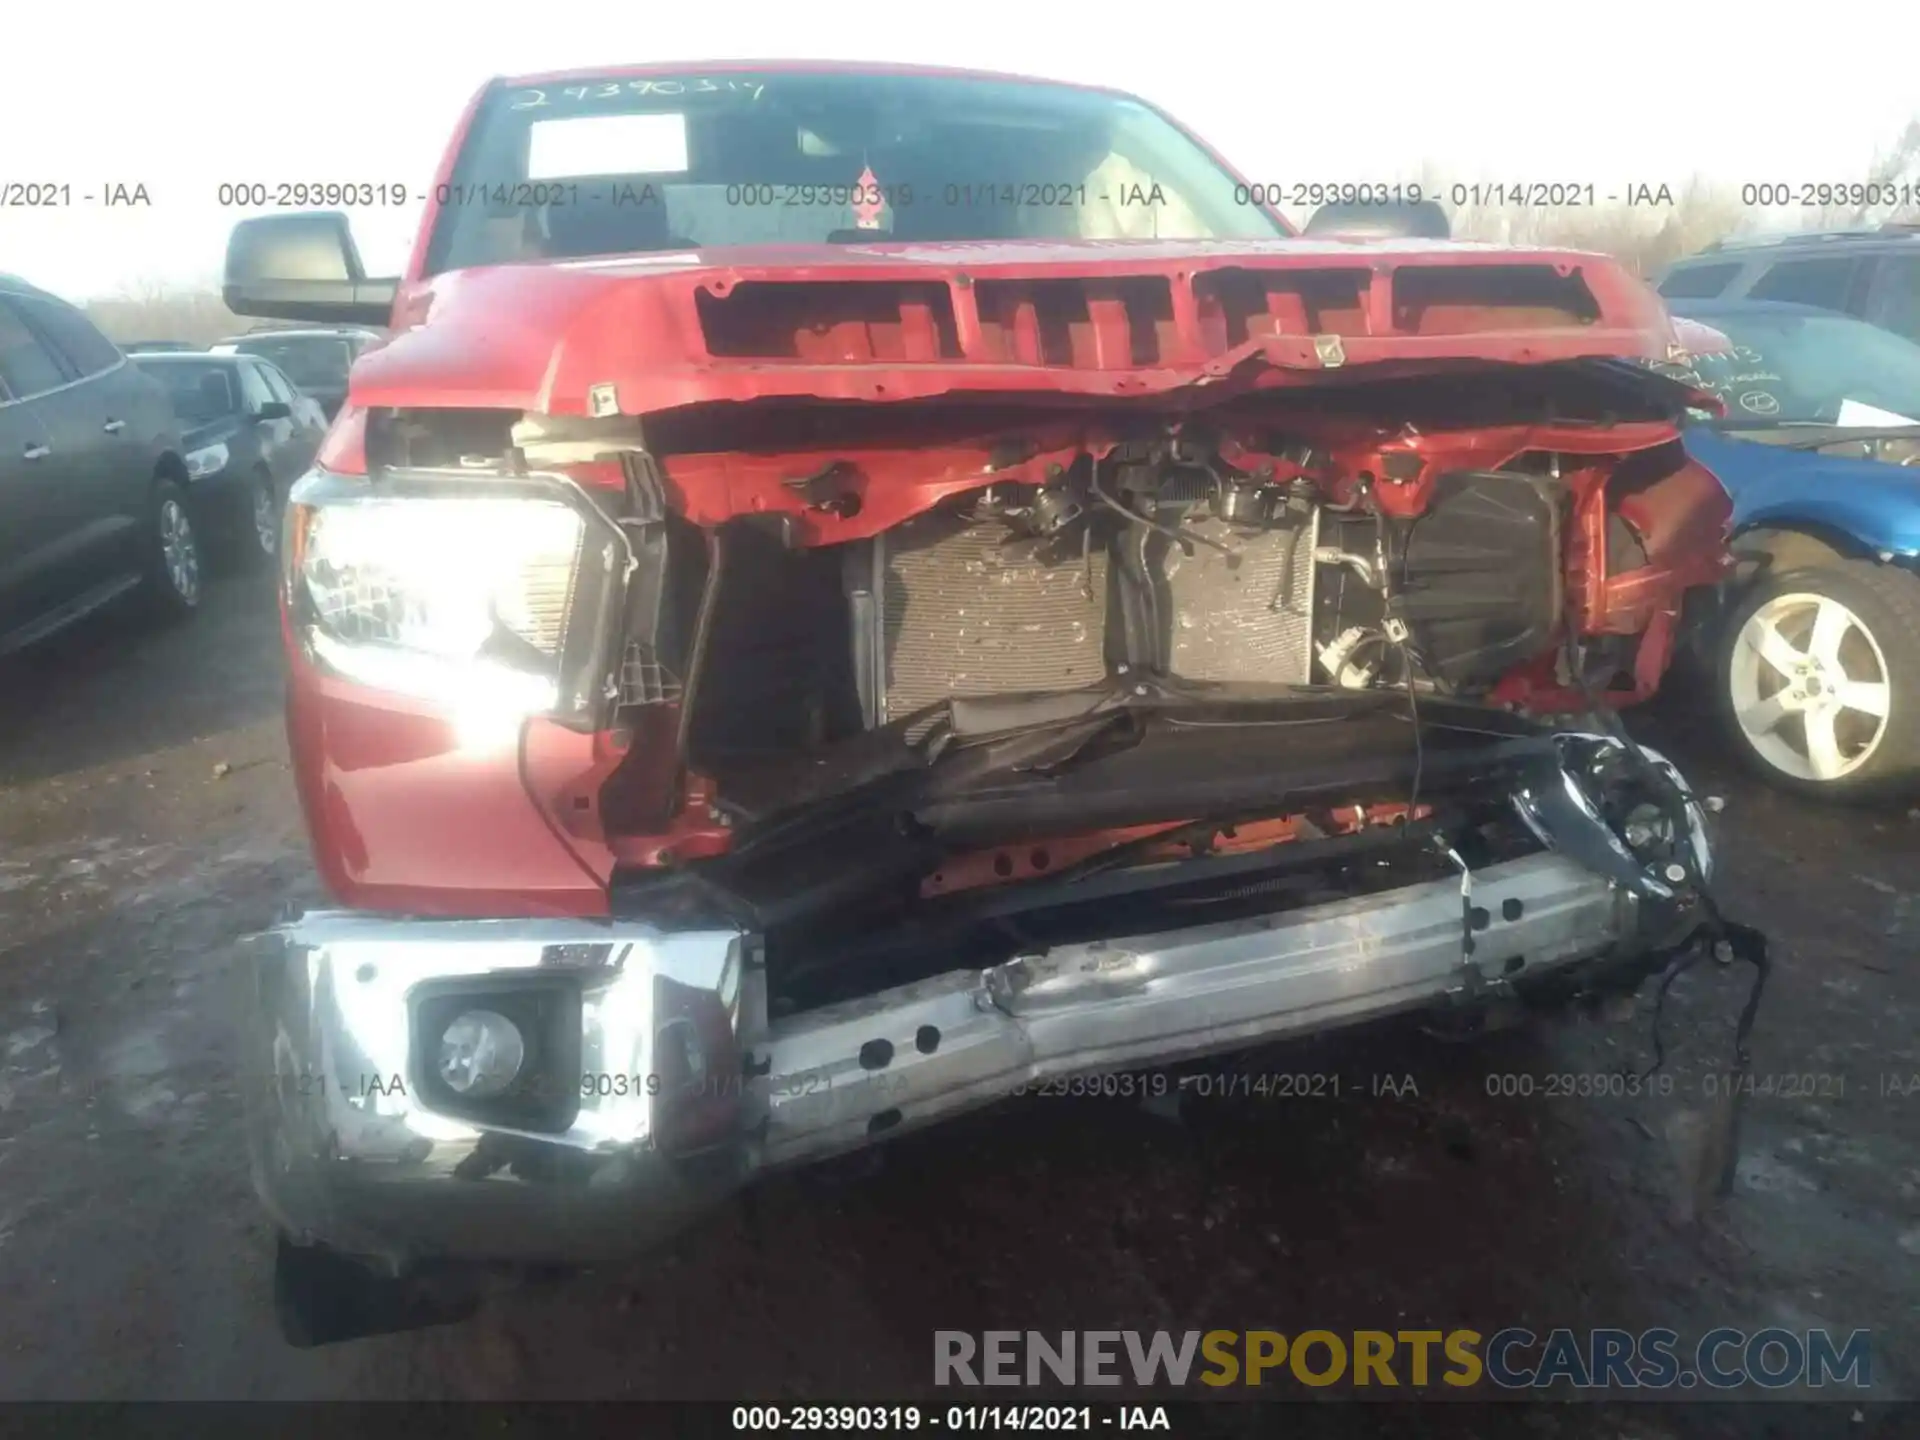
[1748,257,1871,313]
[234,335,351,390]
[256,362,297,405]
[20,297,123,378]
[0,301,71,399]
[237,361,276,412]
[1865,255,1920,343]
[1657,262,1742,299]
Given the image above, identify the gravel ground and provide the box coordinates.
[0,573,1915,1433]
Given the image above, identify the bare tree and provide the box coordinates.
[83,116,1919,346]
[1436,172,1752,277]
[82,282,249,347]
[1407,114,1917,273]
[1797,117,1920,230]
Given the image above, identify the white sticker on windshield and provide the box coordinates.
[527,113,690,179]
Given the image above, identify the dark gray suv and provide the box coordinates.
[1654,226,1920,344]
[0,274,196,656]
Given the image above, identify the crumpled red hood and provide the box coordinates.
[353,238,1694,417]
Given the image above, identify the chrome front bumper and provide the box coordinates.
[246,820,1677,1271]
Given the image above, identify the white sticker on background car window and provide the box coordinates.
[1836,398,1920,427]
[527,113,691,178]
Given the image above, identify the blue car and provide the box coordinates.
[1663,300,1920,798]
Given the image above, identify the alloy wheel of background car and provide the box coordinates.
[1718,561,1920,797]
[161,497,201,604]
[1729,591,1889,781]
[253,480,279,559]
[142,479,203,617]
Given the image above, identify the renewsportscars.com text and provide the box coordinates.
[934,1328,1872,1391]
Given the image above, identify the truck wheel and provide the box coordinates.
[1716,560,1920,799]
[142,478,203,617]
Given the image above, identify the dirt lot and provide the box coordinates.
[1,573,1915,1432]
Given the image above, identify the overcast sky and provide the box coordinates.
[2,0,1911,300]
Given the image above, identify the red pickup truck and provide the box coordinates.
[225,62,1736,1344]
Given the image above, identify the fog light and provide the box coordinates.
[436,1009,526,1098]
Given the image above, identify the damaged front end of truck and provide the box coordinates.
[246,264,1751,1342]
[223,66,1766,1346]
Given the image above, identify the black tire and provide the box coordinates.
[141,478,203,618]
[272,1234,481,1348]
[1714,560,1920,801]
[217,469,282,573]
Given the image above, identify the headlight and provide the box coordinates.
[185,441,229,478]
[290,470,628,733]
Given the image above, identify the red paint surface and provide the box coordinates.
[920,805,1433,899]
[363,242,1691,421]
[285,655,612,917]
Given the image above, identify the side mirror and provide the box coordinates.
[223,212,398,326]
[255,400,293,421]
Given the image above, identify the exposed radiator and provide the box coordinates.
[1164,510,1319,684]
[868,506,1321,726]
[877,511,1109,723]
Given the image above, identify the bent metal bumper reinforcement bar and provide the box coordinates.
[246,848,1639,1271]
[756,852,1624,1167]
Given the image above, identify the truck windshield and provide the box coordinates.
[423,70,1286,273]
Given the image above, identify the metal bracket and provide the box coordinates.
[1434,836,1480,974]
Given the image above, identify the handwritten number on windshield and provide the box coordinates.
[507,79,765,110]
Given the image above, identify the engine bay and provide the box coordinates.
[671,447,1568,759]
[353,356,1731,893]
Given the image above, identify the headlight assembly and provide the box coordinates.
[287,467,630,730]
[1568,736,1715,885]
[1513,732,1715,900]
[185,441,230,479]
